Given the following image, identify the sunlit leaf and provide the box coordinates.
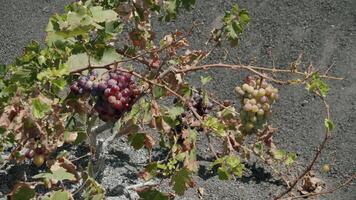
[50,190,71,200]
[324,118,335,131]
[273,149,286,160]
[203,116,226,136]
[285,152,297,166]
[200,75,212,85]
[90,6,118,23]
[306,73,329,97]
[32,97,52,119]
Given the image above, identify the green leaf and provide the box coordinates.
[166,106,184,118]
[324,118,335,131]
[285,152,297,166]
[152,85,165,99]
[220,106,236,120]
[50,190,71,200]
[74,131,87,145]
[222,4,249,47]
[11,184,35,200]
[181,0,196,10]
[306,73,329,97]
[253,142,264,155]
[90,6,118,23]
[66,53,89,72]
[217,165,230,180]
[160,0,196,21]
[210,157,224,170]
[51,78,67,94]
[128,133,145,150]
[171,168,193,196]
[66,11,93,30]
[32,98,52,119]
[52,167,76,181]
[273,149,286,160]
[200,75,212,85]
[92,194,105,200]
[226,155,240,167]
[203,116,226,136]
[33,167,76,181]
[139,188,169,200]
[91,48,122,66]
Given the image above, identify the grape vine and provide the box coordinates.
[0,0,353,200]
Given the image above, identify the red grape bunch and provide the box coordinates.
[70,70,98,95]
[93,69,141,122]
[235,76,278,133]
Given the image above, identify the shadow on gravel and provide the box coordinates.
[198,161,284,186]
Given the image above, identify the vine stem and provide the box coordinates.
[175,63,343,83]
[273,91,332,200]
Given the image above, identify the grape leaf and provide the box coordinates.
[66,53,89,71]
[200,75,212,85]
[49,190,71,200]
[90,6,118,23]
[324,118,335,131]
[9,183,35,200]
[128,133,145,150]
[138,188,169,200]
[306,73,329,97]
[152,85,165,99]
[202,116,226,136]
[90,48,122,66]
[32,98,52,119]
[33,167,76,181]
[222,4,250,46]
[166,106,184,118]
[217,165,230,180]
[285,152,297,166]
[160,0,196,21]
[273,149,286,160]
[171,168,193,196]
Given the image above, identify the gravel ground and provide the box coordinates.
[0,0,355,199]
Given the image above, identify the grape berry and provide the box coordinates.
[235,76,278,133]
[70,70,98,95]
[70,69,141,122]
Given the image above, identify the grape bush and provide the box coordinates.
[0,0,350,200]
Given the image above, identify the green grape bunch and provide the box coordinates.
[235,76,279,133]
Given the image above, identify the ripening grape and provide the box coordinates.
[257,109,264,116]
[70,69,141,122]
[258,88,266,97]
[249,99,257,105]
[251,105,259,113]
[252,89,258,97]
[33,154,45,167]
[260,96,268,103]
[70,71,98,95]
[93,68,141,122]
[236,75,278,133]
